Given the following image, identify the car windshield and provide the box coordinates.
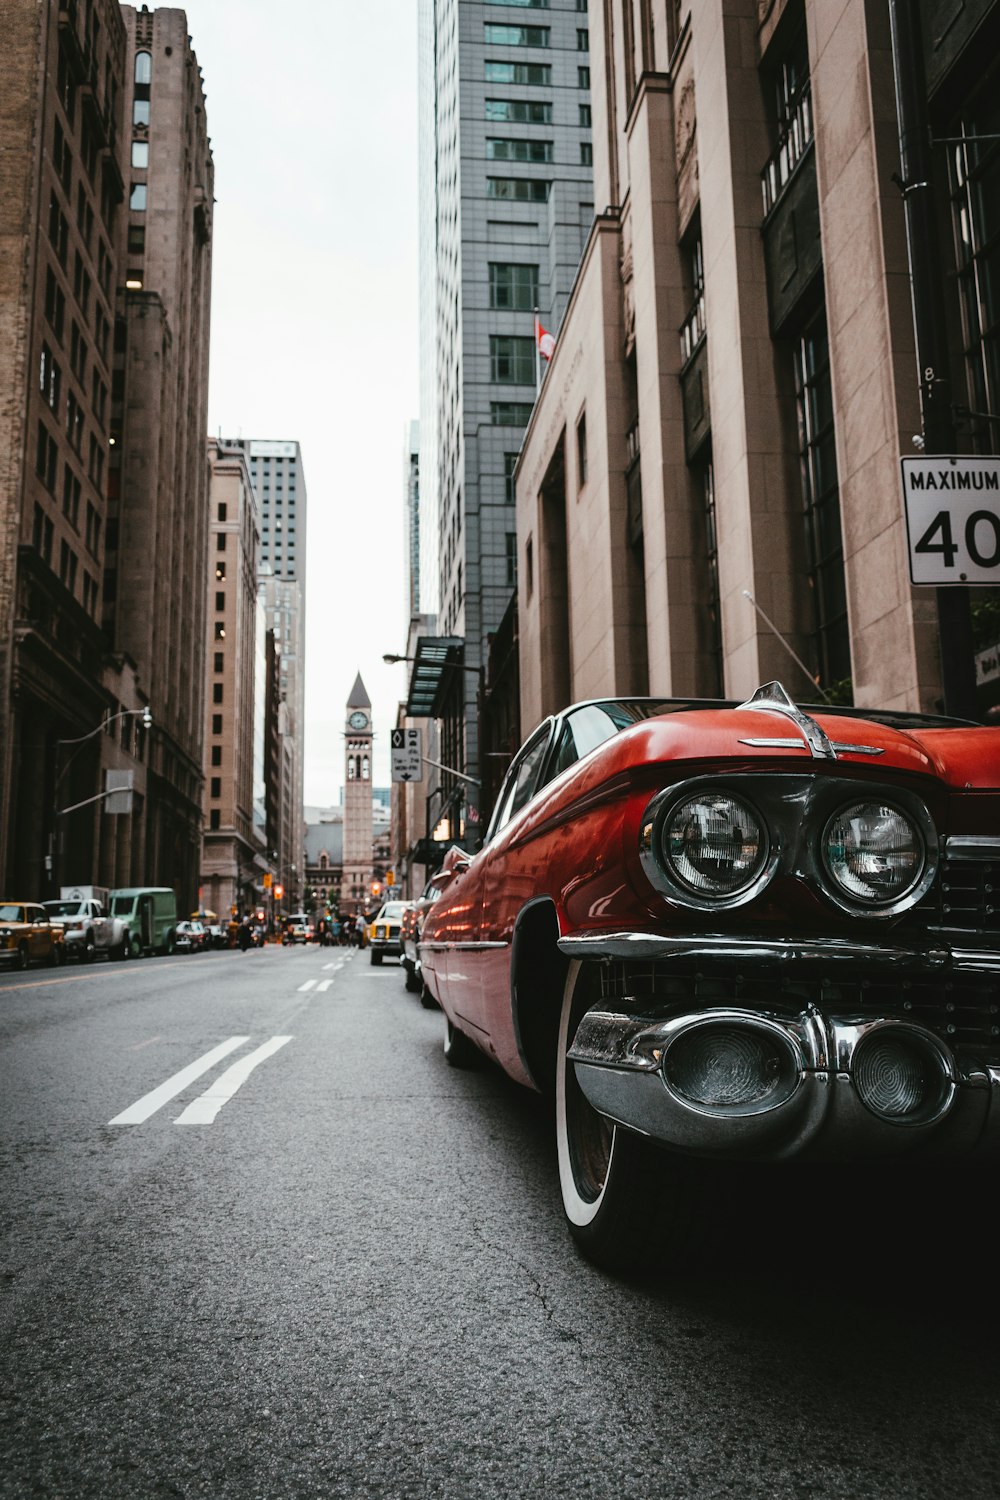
[379,904,406,919]
[0,904,25,922]
[42,901,81,917]
[109,896,135,916]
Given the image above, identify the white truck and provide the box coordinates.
[42,886,129,961]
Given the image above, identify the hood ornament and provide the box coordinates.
[735,682,884,760]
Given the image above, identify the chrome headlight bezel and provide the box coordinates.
[640,780,778,911]
[818,795,938,916]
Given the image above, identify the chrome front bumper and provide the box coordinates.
[559,932,1000,1161]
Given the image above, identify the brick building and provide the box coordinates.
[0,0,213,905]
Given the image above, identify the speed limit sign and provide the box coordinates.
[901,457,1000,585]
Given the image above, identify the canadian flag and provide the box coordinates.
[535,316,555,362]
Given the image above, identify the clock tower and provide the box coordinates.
[343,672,373,916]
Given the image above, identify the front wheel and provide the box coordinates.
[128,933,142,960]
[556,960,703,1274]
[443,1016,480,1069]
[16,942,29,971]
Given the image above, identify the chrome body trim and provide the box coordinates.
[944,836,1000,861]
[556,930,976,970]
[568,1005,995,1160]
[738,736,884,757]
[420,940,509,953]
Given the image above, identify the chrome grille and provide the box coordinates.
[915,855,1000,941]
[597,959,1000,1050]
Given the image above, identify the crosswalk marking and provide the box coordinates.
[174,1037,292,1125]
[109,1037,250,1125]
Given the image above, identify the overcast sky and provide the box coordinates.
[179,1,420,801]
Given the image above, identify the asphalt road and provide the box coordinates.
[1,943,998,1500]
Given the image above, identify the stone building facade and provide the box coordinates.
[199,440,265,918]
[341,674,374,918]
[516,0,1000,734]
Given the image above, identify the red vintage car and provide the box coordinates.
[419,682,1000,1272]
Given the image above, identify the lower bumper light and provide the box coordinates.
[852,1029,950,1124]
[663,1022,798,1114]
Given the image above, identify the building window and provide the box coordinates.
[577,28,589,49]
[214,652,224,673]
[506,533,518,586]
[210,777,221,799]
[486,177,550,202]
[217,533,226,551]
[44,269,65,339]
[947,100,1000,459]
[794,315,851,696]
[39,345,61,413]
[484,24,549,46]
[504,452,519,503]
[134,51,152,84]
[761,25,812,216]
[216,561,226,580]
[489,262,539,310]
[486,138,552,163]
[218,503,227,521]
[131,141,149,168]
[490,335,534,384]
[212,714,222,735]
[578,66,590,89]
[577,411,588,486]
[484,61,552,86]
[580,141,593,167]
[491,401,534,426]
[133,99,150,127]
[579,103,592,127]
[36,420,57,491]
[129,183,147,212]
[214,621,225,640]
[696,453,723,696]
[211,745,222,766]
[209,809,220,830]
[679,228,706,363]
[215,590,225,611]
[486,98,552,124]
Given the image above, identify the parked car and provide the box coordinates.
[419,681,1000,1272]
[0,902,65,969]
[42,887,129,961]
[401,883,442,1002]
[108,887,177,957]
[368,901,409,965]
[174,920,208,953]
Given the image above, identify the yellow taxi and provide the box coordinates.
[0,902,65,970]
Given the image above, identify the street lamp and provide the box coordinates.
[50,704,152,892]
[55,704,153,813]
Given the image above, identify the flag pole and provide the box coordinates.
[534,306,541,394]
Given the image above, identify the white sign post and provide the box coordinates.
[901,456,1000,585]
[390,727,423,783]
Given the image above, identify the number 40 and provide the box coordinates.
[915,508,1000,569]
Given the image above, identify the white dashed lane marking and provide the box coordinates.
[174,1036,292,1124]
[109,1035,292,1126]
[298,980,317,992]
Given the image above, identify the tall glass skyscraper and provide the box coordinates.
[418,0,593,832]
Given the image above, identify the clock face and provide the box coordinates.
[348,711,369,731]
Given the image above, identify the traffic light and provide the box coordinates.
[371,881,381,897]
[386,870,394,887]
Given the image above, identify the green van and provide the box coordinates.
[108,887,178,957]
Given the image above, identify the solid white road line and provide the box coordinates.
[174,1036,292,1125]
[109,1036,250,1125]
[297,979,317,992]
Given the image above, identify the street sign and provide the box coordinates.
[901,456,1000,584]
[390,726,423,783]
[103,769,134,814]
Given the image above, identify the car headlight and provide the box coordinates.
[662,791,768,897]
[822,801,924,905]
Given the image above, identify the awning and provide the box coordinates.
[404,636,467,718]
